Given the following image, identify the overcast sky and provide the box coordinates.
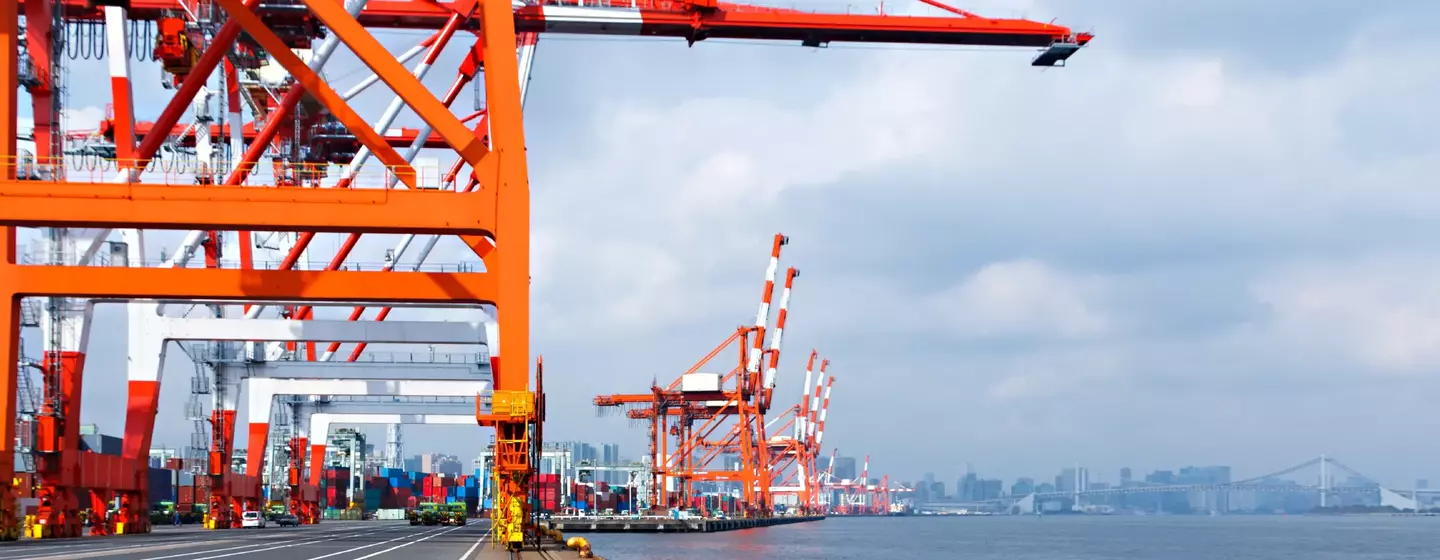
[16,0,1440,487]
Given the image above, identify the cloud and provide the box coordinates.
[22,0,1440,487]
[925,259,1109,340]
[1252,253,1440,375]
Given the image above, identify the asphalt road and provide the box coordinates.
[0,521,494,560]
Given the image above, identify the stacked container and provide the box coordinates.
[536,474,559,512]
[324,467,351,509]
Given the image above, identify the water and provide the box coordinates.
[583,516,1440,559]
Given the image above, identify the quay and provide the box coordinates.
[543,514,825,533]
[0,520,591,560]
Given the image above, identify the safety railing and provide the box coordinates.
[0,156,457,191]
[530,0,1018,18]
[13,259,484,274]
[349,351,492,365]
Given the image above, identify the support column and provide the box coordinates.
[0,0,21,539]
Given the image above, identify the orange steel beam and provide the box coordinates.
[117,121,450,149]
[0,0,19,541]
[22,0,1091,51]
[478,0,533,547]
[300,0,488,167]
[213,0,420,190]
[0,265,497,304]
[0,181,497,235]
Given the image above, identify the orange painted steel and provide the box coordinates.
[0,0,1091,541]
[25,0,1092,53]
[0,178,498,235]
[111,121,451,150]
[1,0,21,541]
[595,235,795,518]
[1,265,499,304]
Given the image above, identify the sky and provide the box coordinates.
[15,0,1440,487]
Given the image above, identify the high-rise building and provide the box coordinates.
[1418,479,1429,490]
[1057,468,1075,493]
[831,456,858,481]
[959,472,978,501]
[978,479,1003,500]
[1120,467,1133,487]
[415,453,463,476]
[1011,477,1035,496]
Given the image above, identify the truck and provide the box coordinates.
[442,503,467,526]
[407,502,440,526]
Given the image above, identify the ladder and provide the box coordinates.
[14,340,40,473]
[186,359,213,475]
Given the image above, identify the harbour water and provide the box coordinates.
[585,515,1440,559]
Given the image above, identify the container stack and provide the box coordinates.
[536,474,559,512]
[451,474,481,514]
[572,482,592,512]
[323,467,351,509]
[148,466,176,503]
[378,467,413,509]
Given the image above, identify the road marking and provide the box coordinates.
[344,525,465,560]
[297,526,451,560]
[6,538,249,560]
[140,525,386,560]
[4,523,401,560]
[455,530,490,560]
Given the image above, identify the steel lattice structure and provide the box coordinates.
[0,0,1091,544]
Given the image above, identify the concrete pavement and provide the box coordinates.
[0,521,494,560]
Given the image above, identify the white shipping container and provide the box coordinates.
[680,372,721,392]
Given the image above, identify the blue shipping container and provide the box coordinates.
[575,501,589,511]
[147,467,175,504]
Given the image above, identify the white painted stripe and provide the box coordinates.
[537,6,645,34]
[299,526,449,560]
[455,530,489,560]
[140,525,383,560]
[348,525,465,560]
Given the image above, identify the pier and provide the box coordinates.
[542,515,825,533]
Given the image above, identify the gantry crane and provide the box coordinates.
[595,234,794,516]
[0,0,1090,542]
[764,352,833,514]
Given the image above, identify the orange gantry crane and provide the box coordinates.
[595,233,797,517]
[765,353,833,514]
[0,0,1090,542]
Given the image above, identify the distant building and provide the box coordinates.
[831,456,858,481]
[1035,482,1056,494]
[959,472,978,501]
[1178,465,1231,485]
[929,481,946,501]
[1120,467,1133,487]
[977,478,1003,500]
[1419,479,1429,490]
[410,453,462,476]
[1145,470,1176,485]
[1011,477,1035,496]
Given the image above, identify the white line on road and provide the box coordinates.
[344,525,466,560]
[297,526,452,560]
[455,531,490,560]
[140,525,387,560]
[5,524,403,560]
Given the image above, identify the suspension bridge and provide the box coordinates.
[997,456,1423,514]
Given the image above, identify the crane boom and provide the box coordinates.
[31,0,1090,65]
